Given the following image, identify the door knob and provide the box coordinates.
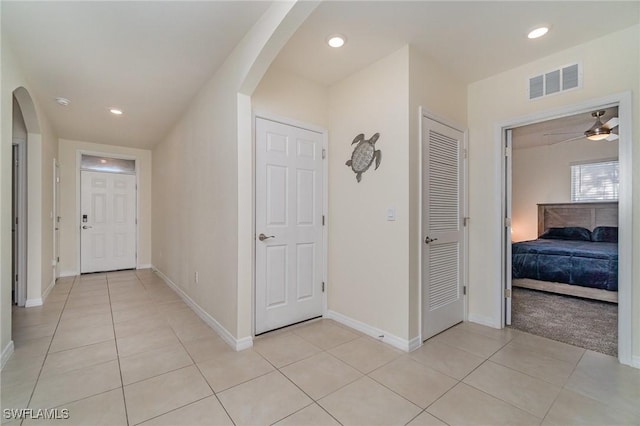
[258,233,275,241]
[82,225,93,229]
[424,236,438,244]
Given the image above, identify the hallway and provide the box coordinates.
[2,270,639,425]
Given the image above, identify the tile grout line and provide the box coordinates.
[134,269,238,426]
[539,347,589,423]
[417,332,541,423]
[22,275,76,417]
[106,272,133,426]
[252,343,345,425]
[451,331,556,420]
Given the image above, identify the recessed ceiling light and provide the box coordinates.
[100,159,107,164]
[55,97,70,106]
[528,26,549,39]
[327,34,346,48]
[109,108,123,115]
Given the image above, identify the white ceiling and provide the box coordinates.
[3,1,638,150]
[274,1,640,86]
[512,106,619,150]
[2,1,271,149]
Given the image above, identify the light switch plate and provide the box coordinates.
[387,208,396,221]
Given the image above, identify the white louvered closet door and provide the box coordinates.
[422,117,465,341]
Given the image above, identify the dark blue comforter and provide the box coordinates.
[512,239,618,291]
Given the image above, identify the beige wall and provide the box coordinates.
[252,65,329,129]
[328,46,411,340]
[408,47,467,339]
[251,47,468,345]
[152,2,318,345]
[512,139,618,242]
[57,139,152,276]
[39,117,59,298]
[467,25,639,360]
[1,39,58,363]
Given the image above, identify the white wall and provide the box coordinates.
[467,25,640,359]
[512,139,618,242]
[57,139,152,276]
[328,46,410,340]
[1,38,58,364]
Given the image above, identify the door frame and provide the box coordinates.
[419,107,469,342]
[252,111,328,336]
[75,150,140,274]
[12,140,28,307]
[497,91,632,366]
[53,158,60,280]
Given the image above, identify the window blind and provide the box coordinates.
[571,160,619,202]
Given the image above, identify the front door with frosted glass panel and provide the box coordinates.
[81,170,136,273]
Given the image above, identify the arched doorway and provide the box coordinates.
[12,87,41,307]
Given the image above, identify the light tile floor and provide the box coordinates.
[2,269,640,425]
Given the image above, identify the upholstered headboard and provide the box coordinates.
[537,202,618,236]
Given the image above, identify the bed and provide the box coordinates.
[512,202,618,303]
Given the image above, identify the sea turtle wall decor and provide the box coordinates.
[345,132,381,182]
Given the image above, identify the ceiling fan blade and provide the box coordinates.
[543,132,581,136]
[606,133,619,141]
[549,135,585,145]
[605,117,619,129]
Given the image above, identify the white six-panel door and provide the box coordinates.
[422,116,465,340]
[81,171,137,273]
[255,117,324,334]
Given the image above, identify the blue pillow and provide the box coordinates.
[592,226,618,243]
[539,227,592,241]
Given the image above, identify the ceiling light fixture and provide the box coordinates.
[585,110,611,141]
[327,34,346,48]
[55,97,70,106]
[109,108,123,115]
[528,26,549,39]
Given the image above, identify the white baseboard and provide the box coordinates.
[1,341,15,369]
[59,270,78,278]
[137,264,152,270]
[468,313,501,329]
[152,267,252,351]
[325,310,415,352]
[25,298,43,308]
[408,335,422,352]
[631,355,640,369]
[42,278,56,301]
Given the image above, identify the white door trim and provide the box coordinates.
[252,111,328,336]
[496,91,632,366]
[418,107,469,343]
[75,149,140,274]
[13,140,28,307]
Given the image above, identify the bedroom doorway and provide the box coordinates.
[499,92,632,366]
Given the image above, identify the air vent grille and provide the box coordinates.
[545,70,560,95]
[528,63,581,100]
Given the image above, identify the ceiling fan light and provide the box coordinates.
[586,131,610,141]
[584,110,610,140]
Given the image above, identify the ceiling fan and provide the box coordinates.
[545,110,619,144]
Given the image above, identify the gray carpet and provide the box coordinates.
[511,287,617,357]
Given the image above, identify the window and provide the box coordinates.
[81,154,135,174]
[571,160,619,202]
